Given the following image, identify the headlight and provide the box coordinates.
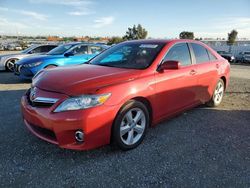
[23,61,42,68]
[54,93,111,112]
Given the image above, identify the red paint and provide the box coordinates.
[21,39,230,150]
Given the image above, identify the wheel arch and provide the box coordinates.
[44,64,58,69]
[220,76,226,90]
[130,96,153,127]
[4,57,19,69]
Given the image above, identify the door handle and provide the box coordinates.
[190,69,197,75]
[216,64,220,69]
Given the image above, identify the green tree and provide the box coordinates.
[227,29,238,45]
[107,36,124,45]
[123,24,148,40]
[179,31,194,39]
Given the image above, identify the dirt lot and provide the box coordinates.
[0,65,249,187]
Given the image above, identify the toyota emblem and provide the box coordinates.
[30,87,37,102]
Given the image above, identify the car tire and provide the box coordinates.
[206,79,225,107]
[5,58,18,72]
[112,100,149,150]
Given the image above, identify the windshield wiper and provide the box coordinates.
[96,64,119,68]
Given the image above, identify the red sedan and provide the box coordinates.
[21,39,230,150]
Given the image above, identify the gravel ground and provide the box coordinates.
[0,65,249,187]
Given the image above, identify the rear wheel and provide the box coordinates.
[112,100,149,150]
[206,79,225,107]
[6,58,18,72]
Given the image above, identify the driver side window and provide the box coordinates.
[164,43,192,66]
[71,45,88,55]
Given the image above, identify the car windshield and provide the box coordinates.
[47,44,75,55]
[22,45,37,53]
[90,42,165,69]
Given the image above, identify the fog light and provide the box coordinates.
[75,130,84,142]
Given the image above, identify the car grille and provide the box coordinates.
[26,89,57,108]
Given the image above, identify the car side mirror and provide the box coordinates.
[64,52,74,57]
[157,60,180,72]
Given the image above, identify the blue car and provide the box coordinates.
[14,42,108,79]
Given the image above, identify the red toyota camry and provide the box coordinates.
[21,39,230,150]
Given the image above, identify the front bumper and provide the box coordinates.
[243,58,250,63]
[14,64,35,79]
[21,88,119,150]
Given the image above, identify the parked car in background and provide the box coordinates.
[236,51,250,63]
[21,39,230,151]
[0,44,58,71]
[14,42,108,79]
[15,46,23,51]
[217,51,235,63]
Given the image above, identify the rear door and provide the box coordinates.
[189,43,218,103]
[154,43,199,119]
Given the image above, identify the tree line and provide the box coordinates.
[108,24,238,46]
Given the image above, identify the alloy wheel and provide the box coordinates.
[213,81,224,104]
[120,108,146,145]
[6,59,17,72]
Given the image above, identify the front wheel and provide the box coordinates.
[6,58,18,72]
[206,79,225,107]
[112,100,149,150]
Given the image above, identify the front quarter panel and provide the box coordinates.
[97,71,156,115]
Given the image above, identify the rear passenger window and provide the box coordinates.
[191,43,210,63]
[164,43,192,66]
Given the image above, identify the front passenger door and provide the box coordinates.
[64,45,89,65]
[154,43,199,119]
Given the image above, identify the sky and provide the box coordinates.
[0,0,250,39]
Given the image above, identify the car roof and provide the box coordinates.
[122,39,205,45]
[60,42,108,47]
[29,44,58,47]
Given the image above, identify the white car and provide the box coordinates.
[0,44,57,71]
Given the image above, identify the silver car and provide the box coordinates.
[236,51,250,63]
[0,44,57,71]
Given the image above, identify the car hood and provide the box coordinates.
[33,64,141,95]
[16,54,62,65]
